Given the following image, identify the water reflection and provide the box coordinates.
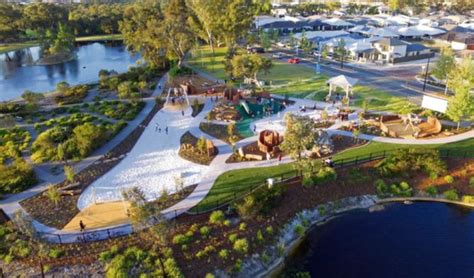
[0,42,140,101]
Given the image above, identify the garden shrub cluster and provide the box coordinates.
[375,179,413,197]
[31,119,126,163]
[89,100,145,121]
[54,83,89,105]
[0,224,31,264]
[0,128,37,195]
[235,183,286,220]
[376,149,446,178]
[102,246,183,278]
[99,66,160,94]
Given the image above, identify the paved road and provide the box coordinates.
[271,48,445,104]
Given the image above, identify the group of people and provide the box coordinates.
[155,123,169,134]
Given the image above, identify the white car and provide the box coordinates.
[272,52,284,59]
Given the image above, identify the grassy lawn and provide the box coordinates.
[0,34,123,54]
[0,41,38,54]
[191,138,474,212]
[334,138,474,160]
[75,34,123,42]
[190,162,296,212]
[187,46,414,113]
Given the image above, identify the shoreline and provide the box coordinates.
[237,195,474,278]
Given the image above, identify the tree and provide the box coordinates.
[299,31,314,55]
[0,4,22,42]
[221,0,254,49]
[73,123,106,157]
[352,128,360,143]
[432,48,455,91]
[122,186,153,230]
[49,23,75,55]
[334,39,347,69]
[446,57,474,129]
[120,2,166,68]
[280,113,318,176]
[388,0,404,11]
[231,54,272,88]
[46,185,61,209]
[259,30,271,50]
[196,136,207,155]
[161,0,195,67]
[321,108,328,123]
[117,81,134,99]
[188,0,226,54]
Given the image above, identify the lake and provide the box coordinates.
[284,202,474,278]
[0,42,140,101]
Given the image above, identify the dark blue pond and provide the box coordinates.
[0,42,140,101]
[284,202,474,278]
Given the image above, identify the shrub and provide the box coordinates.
[425,186,438,197]
[376,149,446,177]
[429,172,438,180]
[209,210,225,225]
[389,182,413,197]
[265,226,274,235]
[302,175,314,187]
[318,205,326,216]
[462,195,474,204]
[218,249,229,260]
[444,175,454,184]
[205,274,215,278]
[200,226,211,237]
[443,189,459,201]
[469,177,474,188]
[223,219,231,227]
[239,223,247,231]
[48,247,64,259]
[233,238,249,254]
[196,245,216,259]
[233,259,242,273]
[313,167,337,184]
[229,233,238,243]
[256,230,264,242]
[374,179,388,196]
[294,224,305,236]
[172,234,191,245]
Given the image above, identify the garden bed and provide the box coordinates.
[178,131,218,165]
[20,102,164,229]
[199,122,244,144]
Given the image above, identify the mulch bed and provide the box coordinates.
[21,102,164,229]
[11,153,474,277]
[179,132,218,165]
[199,122,244,144]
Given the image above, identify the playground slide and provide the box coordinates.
[240,100,252,116]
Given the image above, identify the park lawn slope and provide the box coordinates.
[190,162,296,212]
[187,46,414,112]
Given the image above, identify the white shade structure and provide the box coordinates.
[326,75,359,99]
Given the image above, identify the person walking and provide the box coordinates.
[181,110,185,116]
[79,220,86,232]
[165,126,168,134]
[155,123,159,132]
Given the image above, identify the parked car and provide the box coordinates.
[248,47,265,54]
[288,57,301,64]
[272,52,284,59]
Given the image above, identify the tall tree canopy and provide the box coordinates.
[446,57,474,129]
[230,53,272,87]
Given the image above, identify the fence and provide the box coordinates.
[35,147,474,244]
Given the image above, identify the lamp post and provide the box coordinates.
[422,56,431,92]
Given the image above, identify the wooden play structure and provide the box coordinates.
[380,115,442,138]
[311,130,334,157]
[258,130,283,154]
[415,116,442,138]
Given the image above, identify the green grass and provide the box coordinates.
[334,138,474,160]
[192,138,474,212]
[0,41,38,54]
[75,34,123,42]
[0,34,123,54]
[190,162,296,212]
[187,46,414,113]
